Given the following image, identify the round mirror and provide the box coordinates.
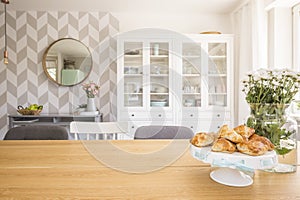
[42,38,92,86]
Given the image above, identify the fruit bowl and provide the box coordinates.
[17,105,43,115]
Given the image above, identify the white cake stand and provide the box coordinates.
[190,144,278,187]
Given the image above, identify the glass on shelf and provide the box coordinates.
[124,42,143,75]
[208,76,227,94]
[150,64,169,75]
[124,94,143,107]
[183,96,201,107]
[150,42,169,56]
[124,66,143,75]
[182,85,201,94]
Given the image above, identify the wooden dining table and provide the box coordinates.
[0,140,300,199]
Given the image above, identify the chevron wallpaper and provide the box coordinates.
[0,11,119,138]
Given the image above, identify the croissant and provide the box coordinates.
[218,129,244,144]
[217,124,229,136]
[233,125,255,140]
[236,140,268,156]
[191,132,215,147]
[211,138,236,153]
[249,134,274,151]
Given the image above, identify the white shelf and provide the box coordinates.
[150,74,169,77]
[209,93,227,95]
[209,55,226,59]
[208,74,227,77]
[182,93,201,95]
[124,93,143,95]
[124,74,143,77]
[124,55,142,58]
[150,55,169,58]
[183,74,201,77]
[150,93,169,95]
[183,55,201,58]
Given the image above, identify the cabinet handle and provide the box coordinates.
[217,114,220,117]
[217,126,220,129]
[131,126,135,129]
[158,114,162,117]
[190,126,193,129]
[190,114,193,117]
[131,114,135,117]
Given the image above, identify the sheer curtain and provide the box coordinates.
[231,0,268,125]
[293,4,300,71]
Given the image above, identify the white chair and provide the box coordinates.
[70,121,128,140]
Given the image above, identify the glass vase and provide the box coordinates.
[246,103,298,173]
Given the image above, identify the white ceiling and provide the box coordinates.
[6,0,243,14]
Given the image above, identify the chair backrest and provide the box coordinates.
[69,121,128,140]
[134,125,194,139]
[4,125,69,140]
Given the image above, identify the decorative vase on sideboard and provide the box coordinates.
[87,98,97,112]
[246,103,297,173]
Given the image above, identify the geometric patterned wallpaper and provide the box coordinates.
[0,11,119,138]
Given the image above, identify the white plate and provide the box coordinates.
[190,144,278,170]
[210,168,253,187]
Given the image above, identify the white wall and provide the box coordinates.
[112,12,233,33]
[6,0,238,34]
[268,7,293,68]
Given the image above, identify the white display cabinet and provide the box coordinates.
[117,32,233,137]
[178,34,233,133]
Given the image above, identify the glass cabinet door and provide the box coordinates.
[149,42,170,107]
[123,42,143,107]
[182,43,202,107]
[207,43,227,107]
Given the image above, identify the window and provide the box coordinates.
[293,4,300,71]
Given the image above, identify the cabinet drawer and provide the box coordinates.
[150,112,173,121]
[120,111,173,121]
[182,120,231,133]
[119,112,149,121]
[182,111,230,120]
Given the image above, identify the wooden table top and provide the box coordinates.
[0,140,300,199]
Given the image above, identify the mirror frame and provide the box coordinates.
[42,38,93,87]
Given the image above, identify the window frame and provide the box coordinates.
[293,4,300,71]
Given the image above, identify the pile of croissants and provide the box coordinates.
[191,124,274,156]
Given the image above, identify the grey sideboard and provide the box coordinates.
[8,113,103,129]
